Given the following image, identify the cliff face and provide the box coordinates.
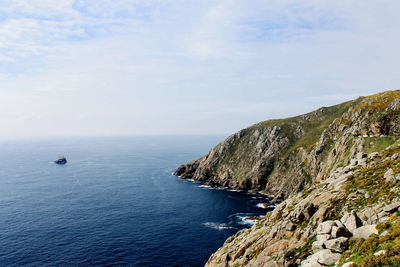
[200,90,400,266]
[175,91,400,199]
[206,141,400,266]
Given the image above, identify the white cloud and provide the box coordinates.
[0,1,399,137]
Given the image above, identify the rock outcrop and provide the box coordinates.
[175,90,400,266]
[206,142,400,266]
[175,91,400,199]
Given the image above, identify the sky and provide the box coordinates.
[0,0,399,138]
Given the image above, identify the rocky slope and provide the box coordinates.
[206,143,400,266]
[175,90,400,266]
[175,91,400,199]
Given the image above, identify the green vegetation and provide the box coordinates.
[345,144,400,211]
[339,214,400,266]
[364,136,400,154]
[350,91,400,117]
[252,99,358,153]
[284,236,316,264]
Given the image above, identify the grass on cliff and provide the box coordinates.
[252,99,358,153]
[284,236,316,264]
[339,213,400,267]
[350,90,400,118]
[345,143,400,211]
[364,136,400,154]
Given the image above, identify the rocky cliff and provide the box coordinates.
[175,91,400,199]
[175,90,400,266]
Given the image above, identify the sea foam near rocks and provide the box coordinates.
[203,222,235,230]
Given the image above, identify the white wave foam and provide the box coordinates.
[256,203,268,209]
[228,189,242,192]
[198,185,212,189]
[237,216,258,226]
[203,222,235,230]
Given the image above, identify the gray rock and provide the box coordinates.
[384,168,395,183]
[379,216,389,224]
[331,226,352,238]
[312,240,325,252]
[301,256,324,267]
[334,220,344,228]
[341,211,362,233]
[324,237,349,253]
[392,153,399,160]
[316,220,336,235]
[343,166,354,173]
[286,222,296,231]
[378,210,390,218]
[316,234,331,243]
[353,225,378,239]
[315,249,341,265]
[357,152,367,159]
[370,214,379,224]
[380,230,388,236]
[350,158,358,166]
[342,262,355,267]
[383,202,400,213]
[368,152,379,159]
[358,158,367,167]
[374,250,386,256]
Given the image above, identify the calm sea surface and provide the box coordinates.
[0,136,273,266]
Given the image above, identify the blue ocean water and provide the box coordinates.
[0,136,274,267]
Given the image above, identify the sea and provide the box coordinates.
[0,136,275,267]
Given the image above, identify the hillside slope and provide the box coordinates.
[175,90,400,266]
[206,139,400,266]
[175,91,400,199]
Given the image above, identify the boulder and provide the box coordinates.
[315,249,341,265]
[343,166,354,173]
[334,220,344,228]
[312,240,325,252]
[358,158,367,167]
[316,220,336,235]
[380,230,388,236]
[316,234,331,243]
[357,152,367,159]
[374,250,386,256]
[352,225,378,239]
[324,237,349,253]
[368,152,379,159]
[384,168,395,183]
[342,262,355,267]
[379,216,389,224]
[341,211,362,233]
[301,256,324,267]
[331,226,352,238]
[285,222,296,231]
[383,202,400,213]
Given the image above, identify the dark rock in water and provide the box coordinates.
[54,156,67,164]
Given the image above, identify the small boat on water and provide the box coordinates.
[54,156,67,165]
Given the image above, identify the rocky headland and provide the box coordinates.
[175,90,400,266]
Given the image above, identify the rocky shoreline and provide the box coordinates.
[175,90,400,266]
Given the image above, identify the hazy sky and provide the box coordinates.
[0,0,399,138]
